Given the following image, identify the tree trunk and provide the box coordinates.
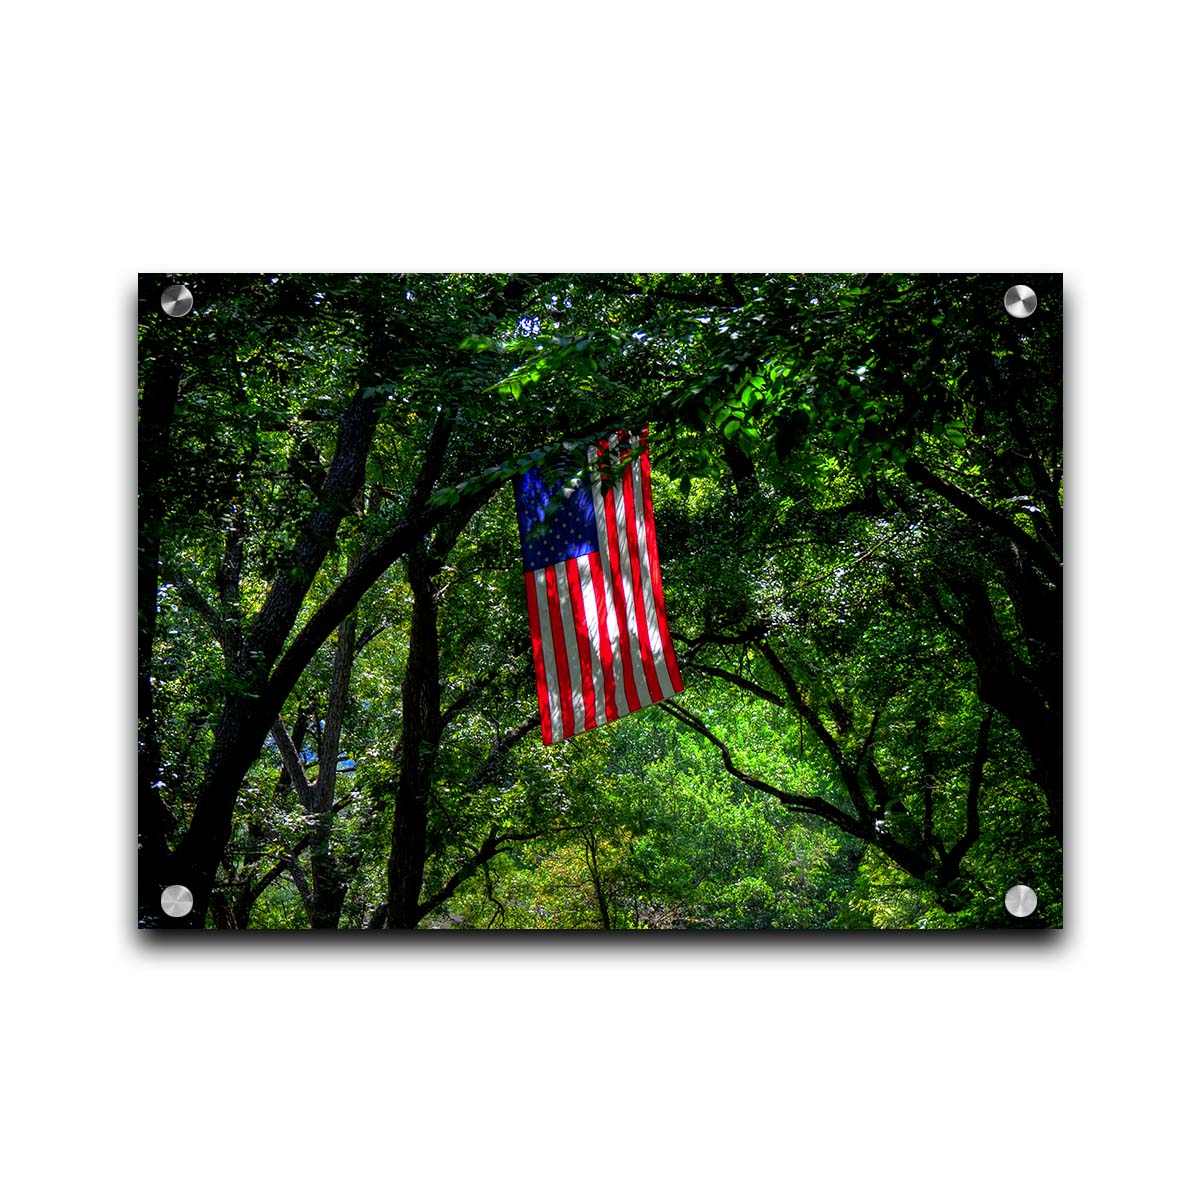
[386,548,442,928]
[309,606,358,928]
[953,575,1062,841]
[584,834,612,929]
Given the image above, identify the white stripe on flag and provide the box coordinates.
[588,444,631,718]
[554,560,586,735]
[609,437,653,709]
[576,554,608,728]
[629,438,678,699]
[533,568,563,743]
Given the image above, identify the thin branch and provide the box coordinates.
[314,611,356,812]
[855,709,882,770]
[415,824,571,922]
[864,759,896,819]
[271,716,316,809]
[794,531,904,591]
[235,858,289,923]
[354,623,389,653]
[941,710,993,878]
[440,669,501,732]
[463,712,541,790]
[482,860,505,929]
[170,577,230,653]
[408,409,453,512]
[752,641,873,819]
[674,626,767,650]
[415,828,502,921]
[675,659,787,708]
[660,701,865,838]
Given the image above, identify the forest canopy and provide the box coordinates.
[137,272,1062,930]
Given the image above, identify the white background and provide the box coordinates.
[2,3,1195,1197]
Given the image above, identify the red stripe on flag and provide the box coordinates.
[524,571,554,745]
[588,550,619,723]
[601,439,643,715]
[620,436,664,705]
[638,436,685,695]
[565,556,597,731]
[543,566,575,740]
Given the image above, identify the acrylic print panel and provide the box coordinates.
[138,273,1063,931]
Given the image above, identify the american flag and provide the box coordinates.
[515,426,684,745]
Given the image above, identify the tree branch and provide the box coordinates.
[674,626,767,650]
[904,458,1061,585]
[233,791,362,926]
[660,701,865,838]
[440,669,501,732]
[415,827,503,920]
[314,610,357,812]
[170,577,231,653]
[258,466,512,735]
[271,716,315,810]
[355,623,389,654]
[416,824,584,922]
[245,381,386,668]
[855,709,882,770]
[463,712,541,790]
[941,710,993,880]
[753,641,872,822]
[286,853,314,921]
[679,660,787,707]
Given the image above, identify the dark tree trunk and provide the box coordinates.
[386,548,442,929]
[308,811,344,928]
[381,438,490,930]
[583,834,612,929]
[310,609,358,928]
[952,574,1062,841]
[310,858,350,929]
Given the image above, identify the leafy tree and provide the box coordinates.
[139,272,1061,930]
[649,274,1062,913]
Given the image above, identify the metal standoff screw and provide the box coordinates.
[1003,284,1037,318]
[161,283,193,317]
[1004,883,1037,918]
[161,884,194,918]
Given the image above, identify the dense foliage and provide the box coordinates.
[138,272,1062,930]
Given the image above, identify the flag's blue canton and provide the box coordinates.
[514,467,600,572]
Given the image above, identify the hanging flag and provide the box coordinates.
[515,426,685,745]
